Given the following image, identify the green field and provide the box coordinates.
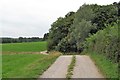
[2,41,47,52]
[2,52,60,78]
[2,41,61,78]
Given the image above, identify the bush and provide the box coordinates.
[83,23,118,63]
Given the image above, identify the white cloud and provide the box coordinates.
[0,0,119,38]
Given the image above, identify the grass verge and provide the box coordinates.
[87,52,118,79]
[2,52,60,78]
[66,55,76,79]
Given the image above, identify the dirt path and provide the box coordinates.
[72,55,104,78]
[40,50,48,55]
[39,55,72,78]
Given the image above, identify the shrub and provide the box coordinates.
[83,23,118,63]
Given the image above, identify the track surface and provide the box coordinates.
[72,55,104,78]
[40,55,72,78]
[39,55,104,78]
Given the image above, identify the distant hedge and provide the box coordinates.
[1,37,43,43]
[83,23,119,63]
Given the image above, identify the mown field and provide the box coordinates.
[2,41,60,78]
[2,52,60,78]
[2,41,47,52]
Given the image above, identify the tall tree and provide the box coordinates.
[47,12,75,51]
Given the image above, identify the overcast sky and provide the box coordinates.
[0,0,119,38]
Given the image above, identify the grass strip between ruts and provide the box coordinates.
[66,55,76,79]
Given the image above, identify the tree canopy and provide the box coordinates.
[47,2,119,53]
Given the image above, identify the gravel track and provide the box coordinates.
[39,55,72,78]
[39,55,104,78]
[72,55,104,78]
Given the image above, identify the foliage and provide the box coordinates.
[47,2,119,54]
[56,32,78,53]
[43,33,49,41]
[91,4,118,30]
[83,23,118,63]
[63,4,96,52]
[72,19,96,52]
[47,12,75,51]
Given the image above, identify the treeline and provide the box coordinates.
[1,33,49,43]
[47,2,119,63]
[1,37,43,43]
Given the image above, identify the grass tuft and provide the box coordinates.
[66,55,76,79]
